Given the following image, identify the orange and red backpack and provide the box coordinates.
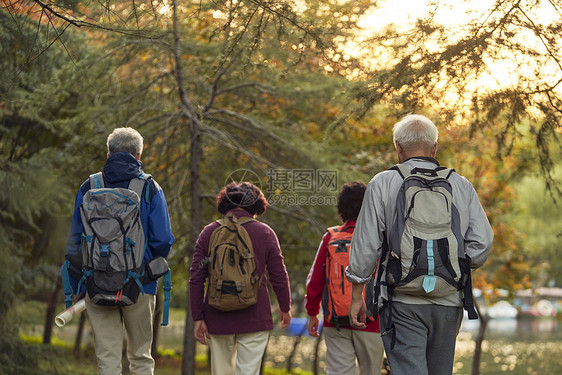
[321,224,375,329]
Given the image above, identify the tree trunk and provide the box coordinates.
[74,310,86,359]
[313,328,323,375]
[152,289,163,359]
[471,299,488,375]
[182,290,197,375]
[181,116,202,374]
[171,2,203,374]
[286,335,302,373]
[43,277,62,344]
[287,324,307,373]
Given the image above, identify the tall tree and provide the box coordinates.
[0,8,89,370]
[162,1,372,372]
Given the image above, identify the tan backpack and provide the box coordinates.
[206,212,261,311]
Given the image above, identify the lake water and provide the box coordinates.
[250,317,562,374]
[453,318,561,375]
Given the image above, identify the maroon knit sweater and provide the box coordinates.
[189,209,291,335]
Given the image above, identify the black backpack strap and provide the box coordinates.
[392,164,455,179]
[330,290,342,331]
[463,269,478,319]
[375,232,397,349]
[89,172,104,189]
[380,290,397,350]
[364,277,376,321]
[372,231,391,319]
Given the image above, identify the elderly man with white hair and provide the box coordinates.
[346,114,493,375]
[64,127,175,374]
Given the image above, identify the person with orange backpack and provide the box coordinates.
[305,182,384,375]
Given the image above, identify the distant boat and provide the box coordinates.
[487,300,518,319]
[518,299,557,318]
[514,288,560,318]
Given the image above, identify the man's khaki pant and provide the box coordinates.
[86,293,156,375]
[323,326,384,375]
[208,330,269,375]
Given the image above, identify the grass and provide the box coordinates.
[20,333,209,375]
[17,300,320,374]
[20,333,316,375]
[15,300,201,374]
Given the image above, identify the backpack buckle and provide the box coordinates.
[100,244,109,257]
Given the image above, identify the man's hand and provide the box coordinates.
[279,310,292,328]
[349,282,367,329]
[194,320,210,345]
[307,315,320,337]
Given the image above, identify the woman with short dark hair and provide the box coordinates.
[189,182,292,375]
[215,182,269,216]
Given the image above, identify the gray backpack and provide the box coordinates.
[387,164,472,295]
[377,164,477,348]
[78,172,149,306]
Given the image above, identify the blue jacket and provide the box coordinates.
[65,152,175,295]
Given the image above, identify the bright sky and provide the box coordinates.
[359,0,489,28]
[359,0,558,29]
[347,0,561,102]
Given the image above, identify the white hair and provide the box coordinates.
[393,114,438,153]
[107,127,144,156]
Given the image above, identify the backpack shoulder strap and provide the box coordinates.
[327,225,339,235]
[389,164,411,179]
[128,173,151,203]
[60,260,74,309]
[392,164,455,179]
[340,224,355,232]
[219,211,255,226]
[435,167,455,179]
[328,224,353,236]
[89,172,104,189]
[236,216,255,226]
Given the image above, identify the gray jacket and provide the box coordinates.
[346,157,494,306]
